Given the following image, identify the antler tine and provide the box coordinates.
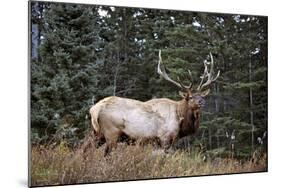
[176,69,194,89]
[209,53,221,82]
[198,52,220,91]
[157,50,192,90]
[177,76,192,89]
[210,52,214,73]
[197,60,208,90]
[187,69,193,88]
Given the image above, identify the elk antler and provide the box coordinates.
[197,53,220,91]
[158,50,193,90]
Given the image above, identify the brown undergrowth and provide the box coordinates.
[31,140,267,187]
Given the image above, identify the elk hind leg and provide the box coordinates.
[104,131,120,157]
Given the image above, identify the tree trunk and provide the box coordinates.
[215,83,220,113]
[113,52,120,96]
[249,56,254,151]
[208,127,212,149]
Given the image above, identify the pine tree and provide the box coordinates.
[30,2,267,157]
[31,3,102,145]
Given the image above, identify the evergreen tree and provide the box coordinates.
[31,3,102,145]
[30,2,267,157]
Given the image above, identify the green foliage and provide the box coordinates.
[31,3,101,144]
[30,2,267,157]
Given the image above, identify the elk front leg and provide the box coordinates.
[161,138,172,152]
[160,133,177,153]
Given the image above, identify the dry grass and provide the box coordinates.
[31,141,267,187]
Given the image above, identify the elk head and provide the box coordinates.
[157,50,220,111]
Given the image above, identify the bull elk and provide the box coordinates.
[90,50,220,156]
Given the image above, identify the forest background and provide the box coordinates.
[30,2,267,185]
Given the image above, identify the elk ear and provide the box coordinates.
[179,91,189,100]
[200,89,210,97]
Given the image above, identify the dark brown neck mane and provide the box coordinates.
[177,100,200,138]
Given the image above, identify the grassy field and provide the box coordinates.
[30,140,267,187]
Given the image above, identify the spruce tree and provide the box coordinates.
[31,3,102,145]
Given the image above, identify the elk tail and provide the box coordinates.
[89,105,101,135]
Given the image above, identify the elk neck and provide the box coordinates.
[176,99,200,138]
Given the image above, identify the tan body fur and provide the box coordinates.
[90,96,194,155]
